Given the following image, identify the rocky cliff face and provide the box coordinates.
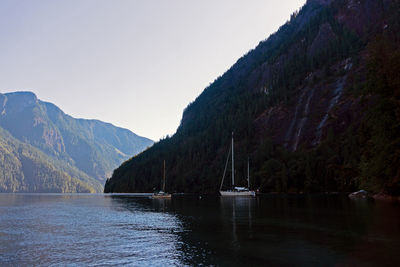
[224,0,394,151]
[254,58,352,151]
[105,0,400,194]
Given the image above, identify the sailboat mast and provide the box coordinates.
[231,132,234,188]
[163,160,166,192]
[247,156,250,189]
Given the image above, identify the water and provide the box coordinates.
[1,194,400,266]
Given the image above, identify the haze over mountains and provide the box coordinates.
[105,0,400,195]
[0,91,153,193]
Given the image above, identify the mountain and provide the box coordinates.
[105,0,400,195]
[0,91,153,192]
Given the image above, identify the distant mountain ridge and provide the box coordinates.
[0,91,153,192]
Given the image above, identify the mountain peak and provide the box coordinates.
[1,91,38,113]
[4,91,37,99]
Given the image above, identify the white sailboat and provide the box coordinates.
[153,160,171,199]
[219,133,255,197]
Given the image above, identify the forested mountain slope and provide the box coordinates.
[105,0,400,195]
[0,91,153,192]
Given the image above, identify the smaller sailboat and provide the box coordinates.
[220,133,255,197]
[152,160,171,199]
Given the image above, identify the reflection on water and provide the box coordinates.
[1,194,400,266]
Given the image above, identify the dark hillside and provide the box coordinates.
[105,0,400,195]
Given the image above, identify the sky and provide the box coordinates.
[0,0,306,141]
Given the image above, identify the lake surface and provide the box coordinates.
[1,194,400,266]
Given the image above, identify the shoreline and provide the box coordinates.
[372,193,400,202]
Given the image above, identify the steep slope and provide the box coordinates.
[105,0,400,195]
[0,92,153,192]
[0,127,97,193]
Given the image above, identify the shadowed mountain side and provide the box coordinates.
[0,127,99,193]
[104,0,399,195]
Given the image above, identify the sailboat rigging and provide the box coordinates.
[220,133,255,197]
[152,160,172,199]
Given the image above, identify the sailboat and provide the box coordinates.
[219,133,256,197]
[152,160,172,199]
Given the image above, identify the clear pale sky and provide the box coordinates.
[0,0,306,141]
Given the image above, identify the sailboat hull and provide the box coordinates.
[219,190,255,197]
[152,193,172,199]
